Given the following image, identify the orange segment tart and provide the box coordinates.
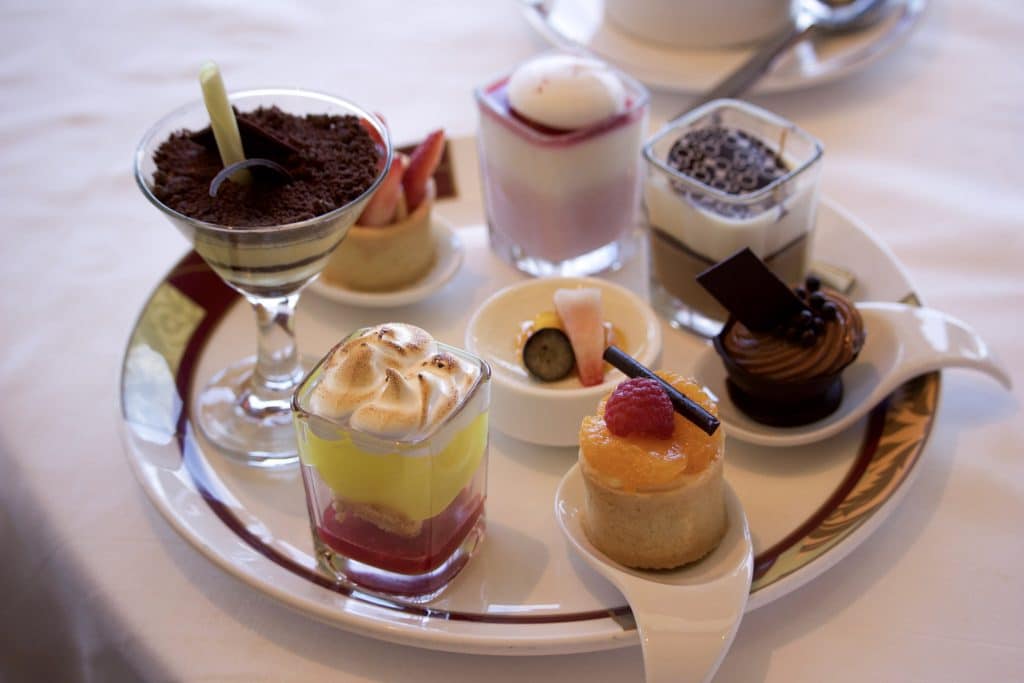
[579,371,726,569]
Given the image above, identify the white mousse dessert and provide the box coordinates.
[476,53,649,274]
[643,100,823,331]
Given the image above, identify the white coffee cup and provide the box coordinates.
[604,0,795,50]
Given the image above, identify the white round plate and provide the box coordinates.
[521,0,927,94]
[307,216,464,308]
[120,137,939,656]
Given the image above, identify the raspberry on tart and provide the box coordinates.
[603,378,674,439]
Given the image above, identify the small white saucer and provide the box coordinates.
[308,216,464,308]
[522,0,927,94]
[465,276,662,447]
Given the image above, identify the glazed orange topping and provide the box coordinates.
[579,372,723,493]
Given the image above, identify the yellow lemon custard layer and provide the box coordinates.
[294,411,487,523]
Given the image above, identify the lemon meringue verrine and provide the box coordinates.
[292,323,491,600]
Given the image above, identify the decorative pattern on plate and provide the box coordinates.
[122,279,205,444]
[751,372,939,590]
[129,280,205,373]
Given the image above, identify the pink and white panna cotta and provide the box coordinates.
[476,53,649,276]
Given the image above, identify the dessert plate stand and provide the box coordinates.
[120,136,939,655]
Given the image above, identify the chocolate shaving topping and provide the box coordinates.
[152,105,379,226]
[696,247,809,332]
[667,125,790,219]
[193,108,303,162]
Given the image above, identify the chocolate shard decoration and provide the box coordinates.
[696,247,808,332]
[193,111,302,162]
[235,109,302,160]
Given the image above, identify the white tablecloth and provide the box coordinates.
[2,1,1022,681]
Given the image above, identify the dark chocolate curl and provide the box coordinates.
[209,158,293,197]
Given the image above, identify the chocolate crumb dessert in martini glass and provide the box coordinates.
[135,69,392,466]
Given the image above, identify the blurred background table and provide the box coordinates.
[2,1,1022,680]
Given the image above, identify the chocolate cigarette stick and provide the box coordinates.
[603,345,720,436]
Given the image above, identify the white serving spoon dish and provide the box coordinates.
[555,465,753,683]
[694,302,1012,448]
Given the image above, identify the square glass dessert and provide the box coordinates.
[644,99,823,338]
[291,324,490,601]
[476,52,649,277]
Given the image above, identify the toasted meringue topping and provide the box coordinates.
[310,324,480,439]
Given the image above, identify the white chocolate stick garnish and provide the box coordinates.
[199,60,250,185]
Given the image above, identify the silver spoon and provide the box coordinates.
[681,0,891,116]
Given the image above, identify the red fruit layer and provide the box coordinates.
[480,163,639,261]
[318,487,484,576]
[478,78,644,148]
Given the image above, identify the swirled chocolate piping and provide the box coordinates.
[720,288,865,382]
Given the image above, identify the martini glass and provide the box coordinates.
[135,89,393,467]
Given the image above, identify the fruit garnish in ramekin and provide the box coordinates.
[518,288,624,386]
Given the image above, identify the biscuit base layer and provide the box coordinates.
[335,498,423,538]
[581,455,726,570]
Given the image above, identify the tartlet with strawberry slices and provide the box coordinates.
[323,129,445,291]
[579,373,726,569]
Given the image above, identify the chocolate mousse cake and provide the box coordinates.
[152,106,380,226]
[699,248,866,426]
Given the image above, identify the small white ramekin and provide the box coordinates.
[465,277,662,447]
